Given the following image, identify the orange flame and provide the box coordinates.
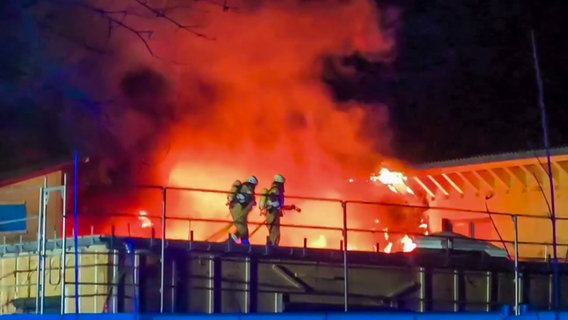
[79,1,422,252]
[401,234,417,252]
[138,210,153,228]
[371,168,415,195]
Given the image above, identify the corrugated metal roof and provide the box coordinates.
[416,146,568,170]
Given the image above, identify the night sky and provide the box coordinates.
[0,0,567,173]
[370,0,568,163]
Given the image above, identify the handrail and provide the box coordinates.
[137,184,568,220]
[76,212,568,252]
[5,181,561,315]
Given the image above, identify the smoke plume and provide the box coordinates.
[7,0,412,249]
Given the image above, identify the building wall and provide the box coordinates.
[0,244,110,314]
[0,172,64,243]
[413,155,568,259]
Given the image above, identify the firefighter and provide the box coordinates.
[227,175,258,245]
[259,174,299,246]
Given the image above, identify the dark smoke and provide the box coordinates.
[0,0,400,191]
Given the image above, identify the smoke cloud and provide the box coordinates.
[5,0,416,249]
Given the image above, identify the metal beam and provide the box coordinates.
[427,175,450,197]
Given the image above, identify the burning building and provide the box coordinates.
[0,0,566,315]
[0,148,567,314]
[409,148,568,260]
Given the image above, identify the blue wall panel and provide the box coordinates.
[0,204,26,232]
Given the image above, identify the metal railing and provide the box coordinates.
[72,184,568,315]
[2,183,568,314]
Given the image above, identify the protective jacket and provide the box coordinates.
[228,180,256,208]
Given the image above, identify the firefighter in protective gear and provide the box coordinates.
[227,176,258,245]
[259,174,298,246]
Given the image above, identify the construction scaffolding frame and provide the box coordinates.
[35,175,67,314]
[7,178,568,314]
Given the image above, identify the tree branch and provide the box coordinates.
[133,0,215,40]
[81,4,157,55]
[24,0,238,59]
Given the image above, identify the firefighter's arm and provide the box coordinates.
[226,180,242,205]
[258,188,268,215]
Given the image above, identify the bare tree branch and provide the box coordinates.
[133,0,215,40]
[80,4,157,55]
[27,0,232,57]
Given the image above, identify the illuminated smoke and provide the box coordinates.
[11,0,413,248]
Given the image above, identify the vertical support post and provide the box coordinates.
[110,249,119,313]
[418,267,427,312]
[60,174,68,314]
[171,259,177,313]
[40,182,48,314]
[485,271,493,312]
[513,215,519,315]
[160,187,167,313]
[133,250,140,314]
[35,179,46,314]
[73,151,80,313]
[341,201,349,312]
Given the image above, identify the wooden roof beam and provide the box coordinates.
[471,170,494,192]
[412,177,436,198]
[427,175,450,197]
[456,172,479,193]
[441,173,464,195]
[487,168,510,190]
[503,166,527,190]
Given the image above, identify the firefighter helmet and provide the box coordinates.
[247,176,258,185]
[274,174,285,183]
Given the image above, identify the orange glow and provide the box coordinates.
[77,1,432,253]
[372,168,407,185]
[138,210,153,228]
[371,168,415,195]
[401,234,417,252]
[309,235,327,248]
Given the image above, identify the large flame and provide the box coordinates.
[71,0,428,253]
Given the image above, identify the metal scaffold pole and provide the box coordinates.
[35,178,47,314]
[73,152,80,313]
[60,174,68,314]
[513,215,520,316]
[341,201,349,312]
[160,187,167,313]
[529,29,559,309]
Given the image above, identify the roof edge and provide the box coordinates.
[415,146,568,170]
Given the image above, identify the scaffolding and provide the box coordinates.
[1,174,568,314]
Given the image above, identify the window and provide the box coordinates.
[0,204,27,232]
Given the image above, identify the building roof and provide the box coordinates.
[0,157,74,188]
[415,146,568,170]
